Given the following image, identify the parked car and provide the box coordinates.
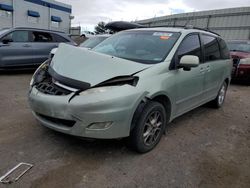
[81,31,95,38]
[28,27,232,153]
[227,40,250,82]
[49,34,110,58]
[79,34,111,49]
[0,27,76,69]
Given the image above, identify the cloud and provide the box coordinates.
[183,0,250,11]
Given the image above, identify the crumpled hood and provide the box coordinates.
[51,43,151,86]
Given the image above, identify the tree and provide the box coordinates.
[94,21,108,34]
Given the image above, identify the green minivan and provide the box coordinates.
[28,27,232,153]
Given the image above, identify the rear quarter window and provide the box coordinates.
[32,31,53,42]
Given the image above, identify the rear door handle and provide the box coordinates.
[200,67,205,74]
[23,44,31,47]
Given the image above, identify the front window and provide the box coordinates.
[80,37,108,49]
[93,31,180,64]
[177,34,202,63]
[3,31,29,42]
[227,41,250,53]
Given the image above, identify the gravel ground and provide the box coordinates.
[0,72,249,188]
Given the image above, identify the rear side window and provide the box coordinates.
[3,31,29,42]
[176,34,202,63]
[32,31,53,42]
[218,38,230,59]
[53,34,70,42]
[202,35,220,61]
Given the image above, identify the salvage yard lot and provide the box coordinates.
[0,72,249,188]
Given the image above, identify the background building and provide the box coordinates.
[0,0,72,33]
[136,7,250,40]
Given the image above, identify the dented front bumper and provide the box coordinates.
[28,86,144,139]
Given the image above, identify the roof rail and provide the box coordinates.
[150,24,220,36]
[14,27,65,33]
[186,25,220,36]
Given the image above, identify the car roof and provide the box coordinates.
[13,27,66,34]
[126,27,219,37]
[227,40,250,43]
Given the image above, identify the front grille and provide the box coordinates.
[36,81,72,96]
[38,114,76,127]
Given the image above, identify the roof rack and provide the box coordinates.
[150,24,220,36]
[14,27,65,34]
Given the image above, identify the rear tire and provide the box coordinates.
[211,81,228,108]
[129,101,167,153]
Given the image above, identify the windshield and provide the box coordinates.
[80,36,108,49]
[0,29,9,36]
[93,31,180,64]
[227,42,250,53]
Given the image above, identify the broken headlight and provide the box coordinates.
[79,86,116,96]
[79,76,139,96]
[96,76,139,87]
[30,59,51,87]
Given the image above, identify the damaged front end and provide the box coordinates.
[30,59,140,100]
[28,59,145,139]
[30,60,75,96]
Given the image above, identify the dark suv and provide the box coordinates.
[0,27,76,69]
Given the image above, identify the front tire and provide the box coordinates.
[211,81,228,108]
[129,101,167,153]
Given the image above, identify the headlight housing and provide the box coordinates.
[49,48,58,59]
[239,58,250,65]
[30,59,51,86]
[79,86,116,96]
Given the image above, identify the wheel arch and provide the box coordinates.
[130,93,172,132]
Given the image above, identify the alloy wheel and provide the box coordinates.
[218,84,226,105]
[143,111,163,146]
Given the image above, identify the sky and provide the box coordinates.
[58,0,250,31]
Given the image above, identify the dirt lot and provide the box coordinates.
[0,72,249,188]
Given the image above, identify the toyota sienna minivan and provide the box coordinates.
[28,27,232,153]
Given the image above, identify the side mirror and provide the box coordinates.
[2,37,13,44]
[178,55,199,71]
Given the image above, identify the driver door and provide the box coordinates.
[0,30,34,67]
[173,33,206,116]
